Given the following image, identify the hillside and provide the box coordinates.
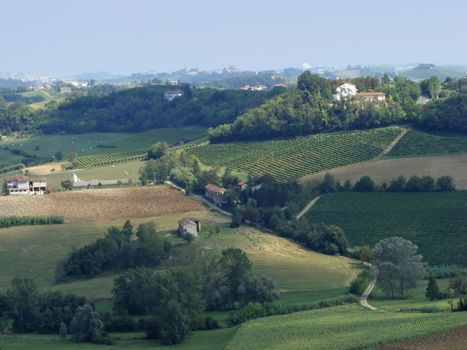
[225,304,467,350]
[189,127,403,181]
[305,192,467,265]
[400,64,464,81]
[39,85,283,133]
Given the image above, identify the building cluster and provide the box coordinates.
[5,175,47,195]
[333,83,386,102]
[241,84,268,91]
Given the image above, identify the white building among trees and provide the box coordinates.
[333,83,358,101]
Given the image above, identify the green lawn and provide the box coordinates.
[306,191,467,265]
[188,127,403,182]
[225,304,467,350]
[389,129,467,157]
[0,127,206,166]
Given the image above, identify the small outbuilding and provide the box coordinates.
[178,218,201,237]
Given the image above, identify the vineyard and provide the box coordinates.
[389,129,467,157]
[188,127,404,181]
[76,151,146,167]
[306,191,467,265]
[226,304,467,350]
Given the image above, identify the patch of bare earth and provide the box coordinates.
[0,186,205,222]
[379,325,467,350]
[301,154,467,189]
[25,162,66,175]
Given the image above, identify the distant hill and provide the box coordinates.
[400,64,464,81]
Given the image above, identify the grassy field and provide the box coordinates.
[188,127,403,182]
[0,209,357,299]
[389,129,467,157]
[306,192,467,265]
[225,304,467,350]
[300,153,467,190]
[0,126,206,166]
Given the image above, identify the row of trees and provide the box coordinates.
[317,174,456,194]
[56,221,171,279]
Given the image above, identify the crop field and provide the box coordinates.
[188,127,403,181]
[306,192,467,265]
[225,304,467,350]
[300,153,467,190]
[0,186,204,222]
[389,129,467,157]
[76,151,146,167]
[0,126,206,167]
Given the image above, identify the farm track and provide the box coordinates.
[360,263,379,311]
[382,128,408,155]
[0,186,205,222]
[296,195,321,220]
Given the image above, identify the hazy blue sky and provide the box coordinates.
[2,0,466,75]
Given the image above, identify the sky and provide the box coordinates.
[1,0,466,76]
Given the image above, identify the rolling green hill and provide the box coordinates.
[389,129,467,157]
[225,304,467,350]
[188,127,403,182]
[306,192,467,265]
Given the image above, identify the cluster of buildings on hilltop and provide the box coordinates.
[4,175,47,195]
[333,83,386,103]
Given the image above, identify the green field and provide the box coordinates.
[0,210,357,299]
[0,126,206,166]
[389,129,467,157]
[306,192,467,265]
[188,127,403,181]
[225,304,467,350]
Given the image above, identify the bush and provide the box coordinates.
[349,271,370,296]
[202,316,219,330]
[354,176,376,192]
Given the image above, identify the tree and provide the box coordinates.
[61,179,73,190]
[436,176,455,191]
[425,277,441,301]
[319,173,337,193]
[449,276,467,311]
[354,176,375,192]
[148,142,170,160]
[297,71,333,99]
[55,151,63,161]
[6,277,40,333]
[387,175,406,192]
[2,180,9,195]
[359,245,374,263]
[69,304,105,343]
[373,237,426,298]
[420,77,441,98]
[59,321,68,338]
[154,300,190,345]
[218,248,252,303]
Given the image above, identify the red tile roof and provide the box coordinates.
[4,175,31,182]
[205,184,226,194]
[356,92,386,97]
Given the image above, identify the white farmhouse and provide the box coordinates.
[333,83,358,101]
[5,175,47,195]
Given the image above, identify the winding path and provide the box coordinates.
[360,263,379,311]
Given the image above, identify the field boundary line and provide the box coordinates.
[382,128,408,156]
[296,195,321,220]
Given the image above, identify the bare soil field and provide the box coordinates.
[301,154,467,189]
[379,325,467,350]
[0,186,205,222]
[25,162,66,175]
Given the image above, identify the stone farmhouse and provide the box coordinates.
[5,175,47,195]
[205,183,227,206]
[178,218,202,237]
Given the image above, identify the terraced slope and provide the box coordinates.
[189,127,403,181]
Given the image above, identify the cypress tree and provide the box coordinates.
[425,277,441,300]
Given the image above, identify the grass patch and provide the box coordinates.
[306,191,467,265]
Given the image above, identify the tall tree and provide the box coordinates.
[373,237,426,298]
[69,304,105,343]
